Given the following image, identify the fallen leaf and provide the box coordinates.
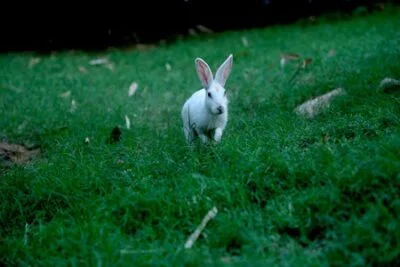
[70,99,77,112]
[308,16,316,22]
[295,88,346,118]
[89,58,109,65]
[196,25,213,33]
[280,58,287,68]
[108,126,122,144]
[220,257,233,264]
[89,57,115,71]
[0,142,40,167]
[84,137,90,144]
[17,120,28,132]
[28,58,41,68]
[165,63,172,71]
[377,77,400,93]
[78,66,88,73]
[105,63,115,71]
[328,49,336,57]
[188,28,198,36]
[280,53,301,68]
[282,53,301,60]
[125,115,131,129]
[241,36,249,47]
[302,58,313,68]
[59,91,71,98]
[128,82,138,96]
[134,44,156,51]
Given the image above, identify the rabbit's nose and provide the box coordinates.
[217,106,224,114]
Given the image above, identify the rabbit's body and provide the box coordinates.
[181,88,228,143]
[181,55,233,145]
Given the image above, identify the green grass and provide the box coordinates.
[1,6,400,266]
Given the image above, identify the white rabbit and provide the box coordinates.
[181,54,233,145]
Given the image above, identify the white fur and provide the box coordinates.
[181,54,233,145]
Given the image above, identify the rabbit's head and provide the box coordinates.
[195,55,233,115]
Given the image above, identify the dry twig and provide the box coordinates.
[184,206,218,249]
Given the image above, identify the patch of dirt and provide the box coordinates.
[295,88,347,118]
[108,126,122,144]
[0,141,40,167]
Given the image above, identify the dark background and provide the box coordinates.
[0,0,396,53]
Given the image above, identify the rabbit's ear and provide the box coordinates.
[195,58,213,88]
[215,54,233,87]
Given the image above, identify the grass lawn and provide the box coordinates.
[1,6,400,266]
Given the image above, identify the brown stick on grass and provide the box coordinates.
[184,207,218,249]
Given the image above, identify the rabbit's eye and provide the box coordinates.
[207,92,212,98]
[224,91,227,96]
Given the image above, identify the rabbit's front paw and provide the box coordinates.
[214,128,223,143]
